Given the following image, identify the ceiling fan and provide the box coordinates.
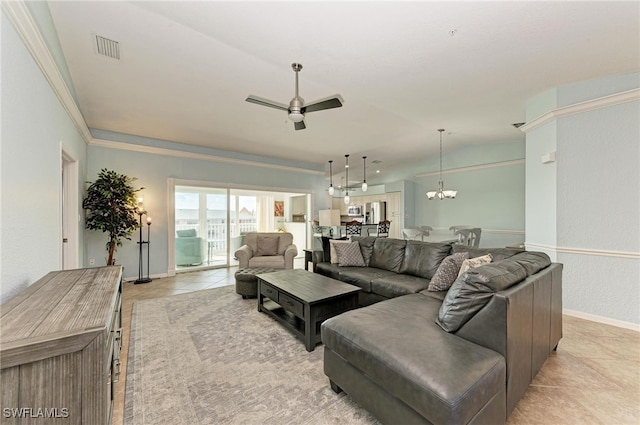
[246,63,343,130]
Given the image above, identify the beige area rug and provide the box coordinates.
[124,285,380,425]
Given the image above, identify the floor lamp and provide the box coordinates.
[135,200,152,284]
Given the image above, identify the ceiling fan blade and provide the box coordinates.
[245,95,288,111]
[294,120,306,131]
[304,95,344,113]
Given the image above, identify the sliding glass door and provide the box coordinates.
[173,183,308,272]
[175,186,231,269]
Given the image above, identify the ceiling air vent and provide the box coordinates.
[95,35,120,60]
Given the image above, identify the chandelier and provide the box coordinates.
[343,154,350,204]
[328,154,368,203]
[426,129,457,200]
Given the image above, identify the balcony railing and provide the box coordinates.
[176,220,257,264]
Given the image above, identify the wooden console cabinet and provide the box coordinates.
[1,266,123,424]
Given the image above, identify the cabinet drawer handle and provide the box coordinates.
[285,301,293,307]
[113,359,121,382]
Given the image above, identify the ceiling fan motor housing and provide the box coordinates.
[288,97,305,122]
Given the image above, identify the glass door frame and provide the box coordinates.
[167,178,312,275]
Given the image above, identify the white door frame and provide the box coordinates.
[61,146,79,269]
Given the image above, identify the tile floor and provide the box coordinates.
[113,264,640,425]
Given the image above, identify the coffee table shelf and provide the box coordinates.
[257,270,360,351]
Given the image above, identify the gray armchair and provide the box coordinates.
[234,232,297,269]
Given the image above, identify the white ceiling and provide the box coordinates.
[47,1,639,179]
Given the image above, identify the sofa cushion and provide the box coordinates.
[368,238,407,272]
[256,235,280,256]
[315,262,341,280]
[458,254,492,276]
[437,259,528,332]
[321,294,506,424]
[399,241,452,279]
[452,245,519,262]
[510,251,551,276]
[351,236,377,265]
[371,274,430,299]
[427,252,469,292]
[334,241,366,267]
[337,267,397,293]
[472,259,528,292]
[419,288,447,302]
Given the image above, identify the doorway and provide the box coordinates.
[61,149,79,269]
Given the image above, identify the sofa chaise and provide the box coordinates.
[317,237,562,424]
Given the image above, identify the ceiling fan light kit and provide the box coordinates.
[246,63,344,130]
[426,129,458,200]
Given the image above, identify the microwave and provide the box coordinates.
[347,205,362,216]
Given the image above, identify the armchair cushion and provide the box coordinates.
[257,235,280,256]
[235,232,297,270]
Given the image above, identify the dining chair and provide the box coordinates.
[368,220,391,238]
[454,227,482,248]
[402,228,425,241]
[345,220,363,238]
[420,226,433,236]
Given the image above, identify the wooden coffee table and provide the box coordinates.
[257,269,360,351]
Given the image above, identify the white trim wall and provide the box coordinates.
[523,73,640,327]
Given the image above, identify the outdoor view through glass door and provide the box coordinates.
[174,185,308,271]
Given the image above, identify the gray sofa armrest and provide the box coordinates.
[234,245,253,268]
[284,244,298,269]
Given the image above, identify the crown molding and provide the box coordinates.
[520,88,640,133]
[415,159,524,178]
[90,138,324,175]
[2,0,92,143]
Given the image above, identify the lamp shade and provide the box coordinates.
[319,209,341,227]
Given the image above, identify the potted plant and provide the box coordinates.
[83,168,143,265]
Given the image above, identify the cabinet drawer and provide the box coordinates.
[260,282,279,302]
[278,293,304,318]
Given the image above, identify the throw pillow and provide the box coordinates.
[334,241,366,267]
[329,239,351,264]
[428,252,469,292]
[256,236,279,256]
[436,273,494,333]
[457,254,492,277]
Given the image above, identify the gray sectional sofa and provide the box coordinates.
[316,236,563,424]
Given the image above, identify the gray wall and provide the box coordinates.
[413,141,526,248]
[524,72,640,326]
[86,132,328,280]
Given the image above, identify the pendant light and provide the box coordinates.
[361,156,368,192]
[343,154,350,205]
[328,160,335,195]
[426,129,458,200]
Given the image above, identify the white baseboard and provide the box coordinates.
[123,272,170,283]
[564,309,640,332]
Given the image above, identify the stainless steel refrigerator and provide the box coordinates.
[366,201,386,224]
